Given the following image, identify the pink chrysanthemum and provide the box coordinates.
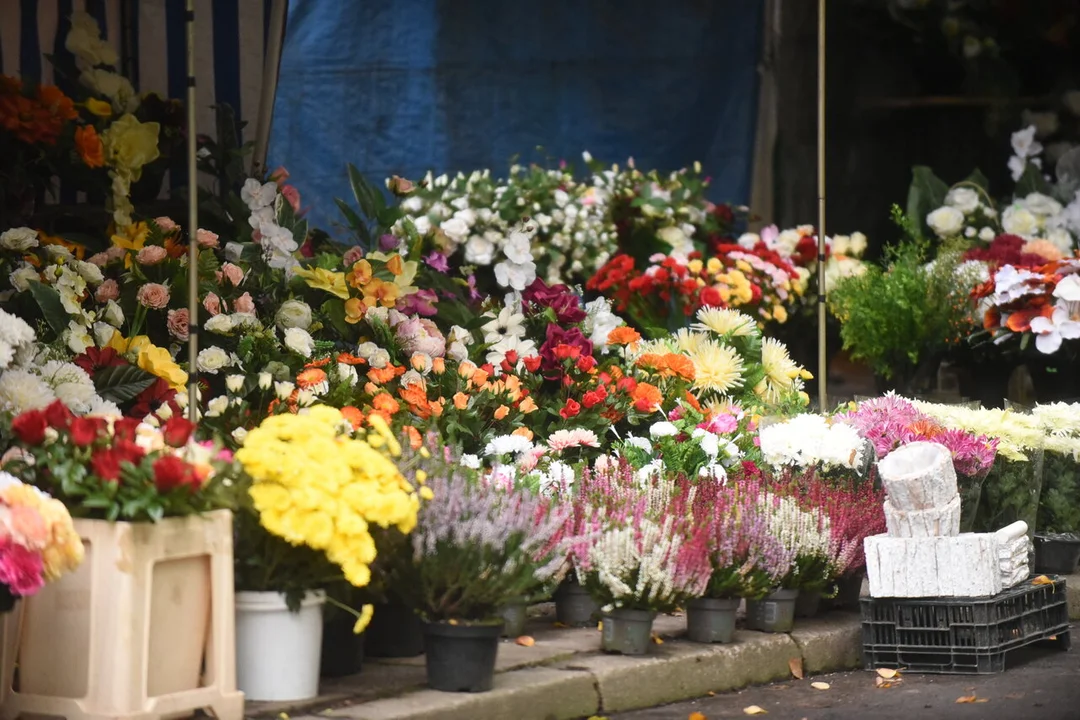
[547,428,600,452]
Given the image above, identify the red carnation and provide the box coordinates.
[43,401,73,431]
[90,449,122,482]
[161,416,196,447]
[69,417,106,447]
[700,286,723,308]
[11,410,48,446]
[152,455,195,493]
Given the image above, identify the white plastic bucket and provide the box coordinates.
[235,590,326,701]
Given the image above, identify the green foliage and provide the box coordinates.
[1036,453,1080,534]
[334,164,403,250]
[92,364,156,403]
[906,166,950,240]
[828,207,977,391]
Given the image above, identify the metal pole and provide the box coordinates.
[185,0,199,424]
[251,0,289,175]
[816,0,828,412]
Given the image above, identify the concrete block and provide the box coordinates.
[789,616,863,674]
[322,667,599,720]
[865,533,1026,597]
[564,631,797,714]
[884,494,961,537]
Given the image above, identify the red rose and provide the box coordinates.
[114,439,145,466]
[152,455,194,493]
[69,417,106,447]
[575,356,597,373]
[10,410,48,446]
[112,417,142,443]
[90,449,122,482]
[559,399,581,419]
[582,386,608,409]
[522,356,542,373]
[700,287,723,308]
[161,416,196,447]
[43,401,73,431]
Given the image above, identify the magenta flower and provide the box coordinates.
[424,251,449,273]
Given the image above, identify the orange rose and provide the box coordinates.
[453,392,469,410]
[512,427,534,441]
[493,405,510,420]
[75,125,104,167]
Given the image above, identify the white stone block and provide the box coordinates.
[878,441,958,511]
[864,531,1030,598]
[884,494,961,537]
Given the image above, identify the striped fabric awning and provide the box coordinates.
[0,0,275,199]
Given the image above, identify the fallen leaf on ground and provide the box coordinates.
[876,668,900,679]
[743,706,767,716]
[515,635,535,647]
[956,695,977,703]
[652,634,664,645]
[1032,575,1054,586]
[875,676,902,689]
[707,691,716,696]
[553,622,569,629]
[811,682,831,690]
[788,657,804,679]
[689,713,707,720]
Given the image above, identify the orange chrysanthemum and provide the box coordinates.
[607,326,642,345]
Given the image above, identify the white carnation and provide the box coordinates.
[0,369,56,414]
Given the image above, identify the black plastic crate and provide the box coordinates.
[860,576,1071,674]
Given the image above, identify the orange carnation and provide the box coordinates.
[75,125,104,167]
[631,382,663,413]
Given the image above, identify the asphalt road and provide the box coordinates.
[611,638,1079,720]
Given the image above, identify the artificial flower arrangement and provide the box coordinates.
[837,393,997,530]
[232,406,423,622]
[0,471,84,609]
[2,401,230,522]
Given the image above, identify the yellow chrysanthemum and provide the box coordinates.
[693,307,757,337]
[686,339,745,396]
[757,337,802,404]
[672,328,709,355]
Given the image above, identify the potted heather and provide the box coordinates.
[571,466,710,655]
[0,401,243,719]
[390,463,568,693]
[685,478,793,643]
[232,408,422,701]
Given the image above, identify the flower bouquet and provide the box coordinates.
[757,412,872,484]
[0,471,83,610]
[388,462,567,692]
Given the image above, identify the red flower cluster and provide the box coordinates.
[963,234,1052,270]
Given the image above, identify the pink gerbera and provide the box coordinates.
[547,429,600,452]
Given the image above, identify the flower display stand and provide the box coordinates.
[0,510,243,720]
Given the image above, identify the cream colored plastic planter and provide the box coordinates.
[0,510,244,720]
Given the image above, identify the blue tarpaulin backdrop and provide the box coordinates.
[268,1,764,234]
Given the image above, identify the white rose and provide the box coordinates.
[849,232,868,255]
[74,261,104,285]
[0,227,39,252]
[204,314,235,334]
[196,347,232,374]
[502,232,534,264]
[1002,205,1039,237]
[224,242,245,262]
[258,372,273,390]
[370,349,390,369]
[226,375,245,393]
[231,427,248,444]
[926,206,965,238]
[92,322,116,348]
[283,327,314,357]
[337,363,358,386]
[206,396,229,418]
[1022,192,1063,217]
[945,187,981,215]
[9,264,39,292]
[401,196,424,213]
[274,381,295,400]
[440,217,470,244]
[454,208,477,227]
[979,227,996,242]
[412,216,431,236]
[657,225,687,248]
[462,234,493,265]
[274,299,312,330]
[1048,228,1074,254]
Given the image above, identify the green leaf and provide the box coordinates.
[1014,161,1052,198]
[347,164,386,221]
[27,281,71,338]
[93,364,157,403]
[321,299,350,339]
[906,166,950,239]
[335,198,371,245]
[963,168,990,192]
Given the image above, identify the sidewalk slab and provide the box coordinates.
[249,613,862,720]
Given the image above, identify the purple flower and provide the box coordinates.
[465,274,482,302]
[539,325,594,372]
[398,288,439,317]
[424,251,450,273]
[379,234,400,252]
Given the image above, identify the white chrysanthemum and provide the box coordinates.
[86,395,122,418]
[483,434,533,458]
[0,369,56,414]
[649,421,678,438]
[757,338,802,404]
[687,339,745,396]
[0,309,35,351]
[758,413,866,471]
[39,360,98,413]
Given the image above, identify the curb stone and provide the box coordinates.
[267,614,862,720]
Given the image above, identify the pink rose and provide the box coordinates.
[95,278,120,303]
[136,283,170,310]
[155,217,179,232]
[342,246,364,268]
[217,262,244,287]
[0,539,44,596]
[270,166,290,184]
[167,308,190,341]
[136,245,168,265]
[281,185,301,212]
[196,229,219,248]
[107,246,127,262]
[203,292,222,316]
[233,292,255,314]
[88,252,110,267]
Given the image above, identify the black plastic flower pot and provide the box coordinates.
[555,578,600,627]
[421,620,503,693]
[600,608,657,655]
[365,602,425,658]
[1034,534,1080,575]
[319,611,365,678]
[794,590,822,618]
[500,598,528,638]
[685,597,739,643]
[0,584,15,614]
[823,570,865,611]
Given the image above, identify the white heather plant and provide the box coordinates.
[757,413,868,474]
